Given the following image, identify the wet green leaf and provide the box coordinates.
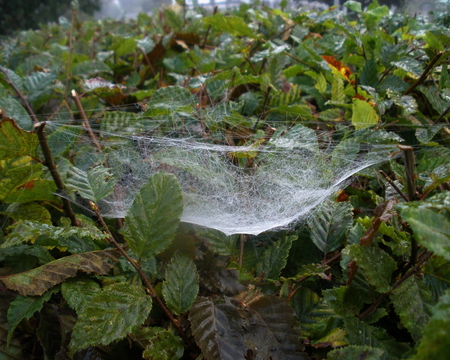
[256,235,296,279]
[390,277,432,341]
[67,165,116,204]
[352,98,378,130]
[203,14,257,39]
[397,192,450,260]
[69,282,152,355]
[345,244,397,293]
[120,172,183,259]
[162,252,198,315]
[0,249,118,296]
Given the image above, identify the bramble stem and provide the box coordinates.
[93,207,193,349]
[379,170,409,202]
[35,122,80,227]
[404,52,442,96]
[71,90,102,153]
[358,251,433,320]
[399,145,418,265]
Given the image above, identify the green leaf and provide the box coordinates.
[291,287,335,338]
[67,165,116,204]
[396,192,450,260]
[203,14,257,39]
[6,202,51,224]
[360,58,378,88]
[328,345,385,360]
[110,37,137,57]
[344,317,410,357]
[256,235,296,279]
[161,252,199,315]
[72,60,113,77]
[140,328,184,360]
[61,279,101,314]
[324,286,365,317]
[0,86,31,130]
[6,287,59,346]
[0,158,43,202]
[344,1,362,13]
[390,277,432,341]
[69,282,152,355]
[352,98,378,130]
[424,256,450,300]
[0,249,118,296]
[1,219,109,250]
[195,228,238,256]
[413,287,450,360]
[0,118,39,160]
[120,172,183,260]
[392,58,423,79]
[345,244,397,293]
[189,296,246,360]
[308,202,353,253]
[331,74,345,103]
[315,72,327,94]
[3,179,57,203]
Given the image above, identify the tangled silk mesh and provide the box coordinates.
[47,82,400,236]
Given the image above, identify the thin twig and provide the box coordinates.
[358,251,433,320]
[253,87,272,130]
[404,52,443,96]
[398,145,418,265]
[140,48,156,77]
[92,205,193,350]
[72,90,102,153]
[239,234,248,268]
[34,122,80,227]
[202,6,218,48]
[0,67,38,123]
[433,101,450,125]
[379,170,409,202]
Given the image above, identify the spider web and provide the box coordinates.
[39,76,400,236]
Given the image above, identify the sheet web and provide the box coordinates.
[40,76,400,236]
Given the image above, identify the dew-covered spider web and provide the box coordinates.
[38,76,401,236]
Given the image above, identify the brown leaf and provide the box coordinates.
[0,249,119,296]
[322,55,352,82]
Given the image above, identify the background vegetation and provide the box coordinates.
[0,1,450,359]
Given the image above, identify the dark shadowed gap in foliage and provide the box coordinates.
[0,0,101,35]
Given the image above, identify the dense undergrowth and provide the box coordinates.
[1,0,450,359]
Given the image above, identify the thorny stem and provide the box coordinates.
[93,206,193,350]
[34,122,80,227]
[399,145,418,265]
[0,68,38,124]
[358,251,433,320]
[287,252,342,302]
[379,170,409,202]
[72,90,102,153]
[404,51,443,96]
